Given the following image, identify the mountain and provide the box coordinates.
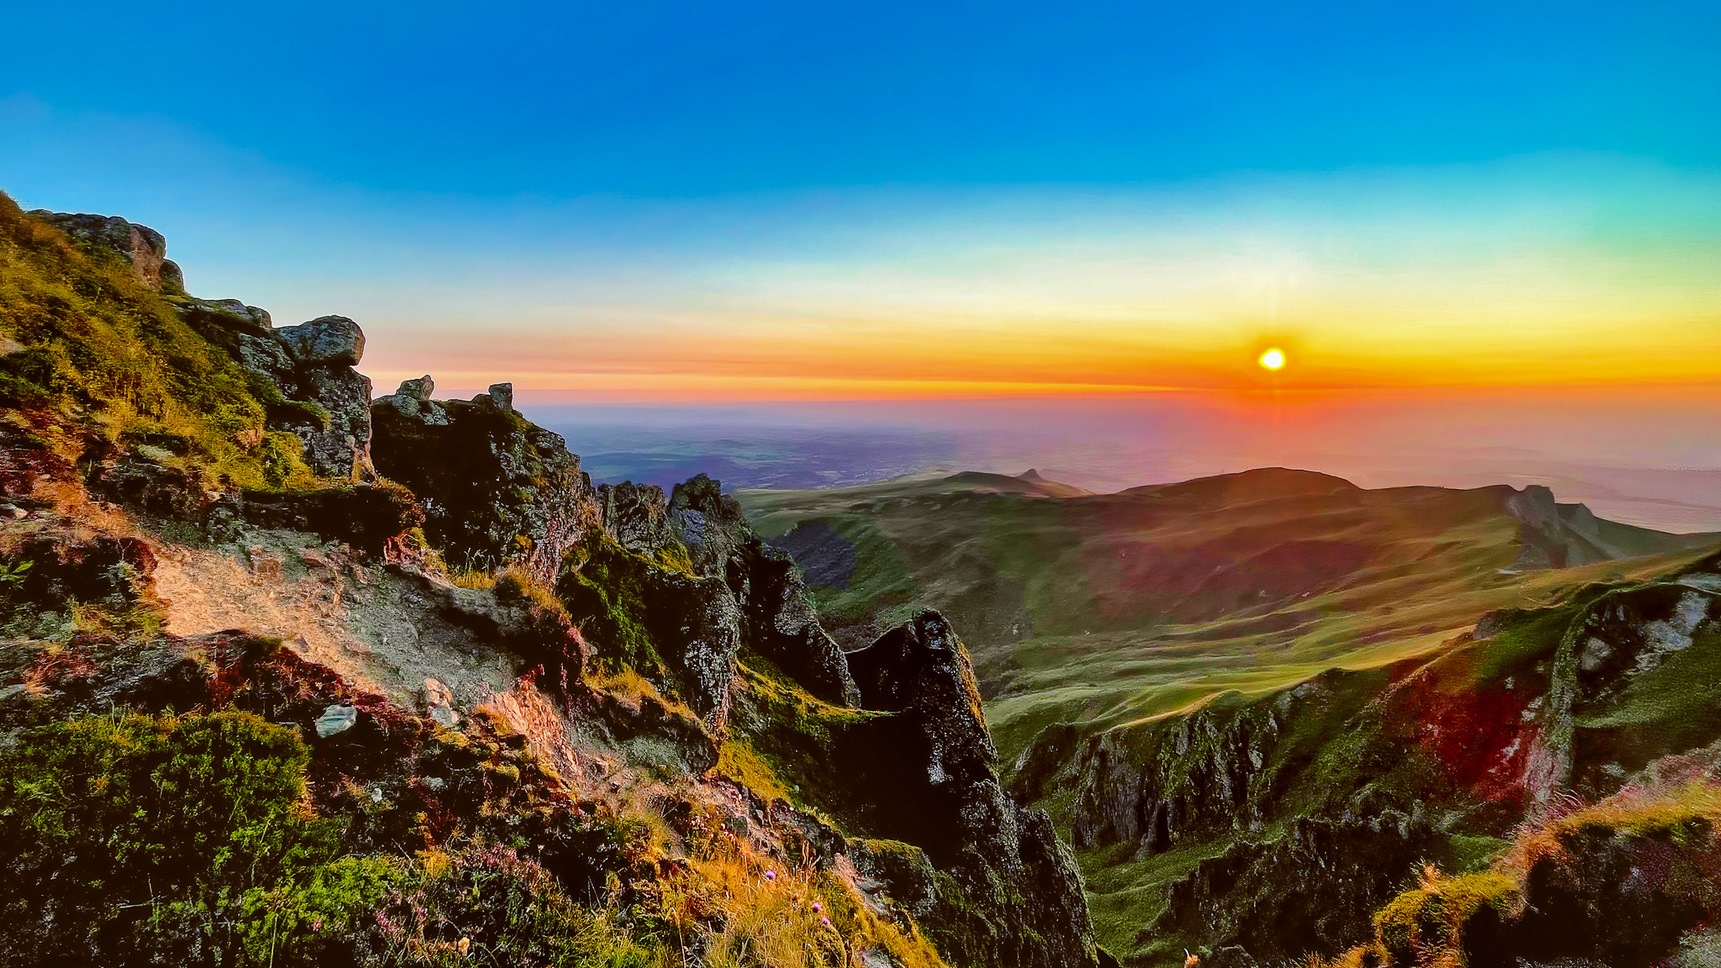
[740,467,1721,965]
[741,467,1714,745]
[0,196,1100,967]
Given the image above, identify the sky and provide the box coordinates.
[2,1,1720,488]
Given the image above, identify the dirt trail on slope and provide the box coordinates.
[152,531,517,712]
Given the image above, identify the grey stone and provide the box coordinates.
[237,332,293,381]
[374,376,447,424]
[276,315,366,366]
[314,704,358,738]
[30,211,176,290]
[297,367,375,480]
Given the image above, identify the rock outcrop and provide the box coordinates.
[168,296,377,480]
[1507,484,1623,569]
[0,202,1106,968]
[597,481,678,557]
[1528,572,1721,798]
[274,316,375,480]
[673,474,860,706]
[847,612,1101,968]
[29,210,184,291]
[371,377,598,573]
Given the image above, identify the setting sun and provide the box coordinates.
[1258,347,1287,371]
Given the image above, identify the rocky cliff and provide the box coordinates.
[0,197,1101,968]
[1032,546,1721,965]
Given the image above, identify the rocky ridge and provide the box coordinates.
[1030,547,1721,965]
[0,202,1100,968]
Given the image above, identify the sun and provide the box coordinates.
[1258,347,1287,371]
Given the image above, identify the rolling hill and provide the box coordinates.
[739,467,1716,755]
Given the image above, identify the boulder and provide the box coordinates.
[31,211,182,291]
[276,315,365,366]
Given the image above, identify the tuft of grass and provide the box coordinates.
[661,847,948,968]
[1372,865,1517,968]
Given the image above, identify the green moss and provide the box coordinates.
[0,710,666,966]
[558,534,673,674]
[730,661,879,812]
[0,711,338,963]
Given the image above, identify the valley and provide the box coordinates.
[741,469,1721,963]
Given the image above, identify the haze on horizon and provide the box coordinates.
[3,1,1718,508]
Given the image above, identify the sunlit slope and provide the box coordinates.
[739,468,1718,755]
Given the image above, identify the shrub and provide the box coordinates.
[371,842,658,967]
[0,711,337,964]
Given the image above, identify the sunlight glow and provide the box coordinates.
[1258,347,1287,372]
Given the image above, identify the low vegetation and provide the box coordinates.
[0,192,304,490]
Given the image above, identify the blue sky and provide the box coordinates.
[3,1,1719,398]
[9,1,1719,195]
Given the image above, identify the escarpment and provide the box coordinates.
[1036,548,1721,965]
[0,199,1100,968]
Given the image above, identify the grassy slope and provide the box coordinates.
[0,193,312,490]
[743,469,1721,964]
[741,469,1713,757]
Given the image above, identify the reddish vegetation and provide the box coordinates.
[1393,665,1537,803]
[1082,530,1376,624]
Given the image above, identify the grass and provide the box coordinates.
[662,849,949,968]
[1078,837,1234,961]
[739,471,1715,760]
[743,471,1719,967]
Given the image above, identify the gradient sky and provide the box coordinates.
[3,1,1720,400]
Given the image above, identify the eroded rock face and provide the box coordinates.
[1158,816,1439,964]
[846,611,1100,968]
[669,474,750,577]
[1532,576,1721,798]
[371,380,597,572]
[643,570,746,732]
[1068,695,1289,855]
[298,364,376,481]
[597,482,678,557]
[731,542,859,705]
[670,473,860,706]
[30,211,183,291]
